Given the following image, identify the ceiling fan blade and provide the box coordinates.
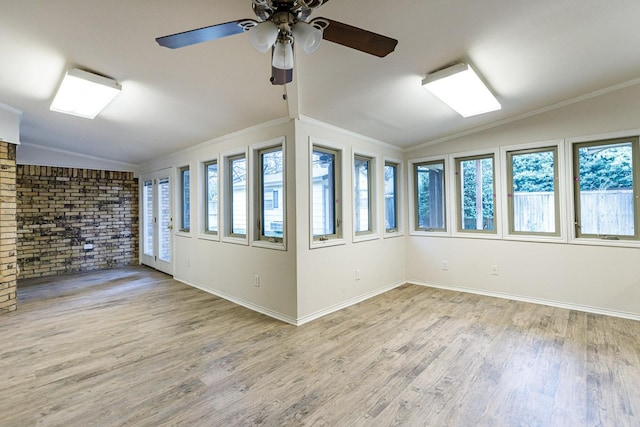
[314,18,397,58]
[156,20,249,49]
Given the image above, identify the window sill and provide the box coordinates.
[253,239,286,251]
[409,229,450,238]
[221,235,249,246]
[175,231,192,238]
[198,233,220,242]
[353,233,380,243]
[384,231,405,239]
[310,238,345,250]
[569,237,640,249]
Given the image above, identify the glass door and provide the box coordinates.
[140,168,173,275]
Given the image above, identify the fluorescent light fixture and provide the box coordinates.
[50,68,121,119]
[422,63,500,117]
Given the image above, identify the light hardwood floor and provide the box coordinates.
[1,266,639,426]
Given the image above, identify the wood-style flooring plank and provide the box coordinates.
[1,267,639,426]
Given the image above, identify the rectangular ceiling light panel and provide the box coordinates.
[50,68,121,119]
[422,63,500,118]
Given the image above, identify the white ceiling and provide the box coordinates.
[2,0,640,166]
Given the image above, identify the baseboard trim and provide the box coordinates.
[176,276,405,326]
[409,279,640,322]
[295,280,406,326]
[174,276,298,326]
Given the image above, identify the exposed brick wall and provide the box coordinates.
[17,166,139,279]
[0,142,17,314]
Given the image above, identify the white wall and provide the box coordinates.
[138,116,407,324]
[138,119,298,322]
[294,118,406,322]
[406,83,640,319]
[0,103,21,144]
[17,142,137,172]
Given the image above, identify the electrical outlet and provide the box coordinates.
[441,260,448,271]
[254,275,260,287]
[355,269,361,281]
[491,265,499,276]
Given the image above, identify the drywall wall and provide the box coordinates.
[138,116,407,324]
[0,104,21,143]
[17,142,136,172]
[138,119,298,322]
[406,82,640,318]
[294,118,407,322]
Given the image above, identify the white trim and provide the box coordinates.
[175,116,291,157]
[407,76,640,152]
[410,279,640,322]
[309,137,346,249]
[296,280,405,326]
[251,136,287,251]
[200,155,220,239]
[382,156,404,237]
[407,155,451,237]
[299,115,398,150]
[352,149,379,242]
[220,148,250,245]
[19,141,135,169]
[450,148,503,239]
[175,276,298,325]
[499,139,568,243]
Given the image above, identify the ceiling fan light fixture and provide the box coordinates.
[248,21,279,53]
[50,68,121,119]
[422,63,501,118]
[292,21,322,54]
[272,40,294,70]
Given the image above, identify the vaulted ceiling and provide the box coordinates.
[2,0,640,165]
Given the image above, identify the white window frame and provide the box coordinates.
[309,138,345,249]
[500,139,567,243]
[408,155,451,237]
[252,137,286,251]
[221,149,249,245]
[451,148,502,239]
[199,156,220,242]
[567,131,640,248]
[177,165,191,235]
[383,156,404,238]
[352,150,379,242]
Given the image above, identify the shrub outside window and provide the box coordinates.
[507,147,559,236]
[414,160,446,231]
[456,154,496,233]
[573,137,639,240]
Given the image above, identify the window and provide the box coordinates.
[456,154,496,233]
[179,166,190,232]
[257,145,284,243]
[204,160,218,234]
[311,145,341,241]
[507,147,559,236]
[384,161,399,233]
[354,155,373,235]
[227,154,247,237]
[414,160,446,231]
[143,179,154,256]
[573,137,639,240]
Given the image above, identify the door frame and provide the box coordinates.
[139,168,174,275]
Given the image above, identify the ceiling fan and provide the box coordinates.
[156,0,398,85]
